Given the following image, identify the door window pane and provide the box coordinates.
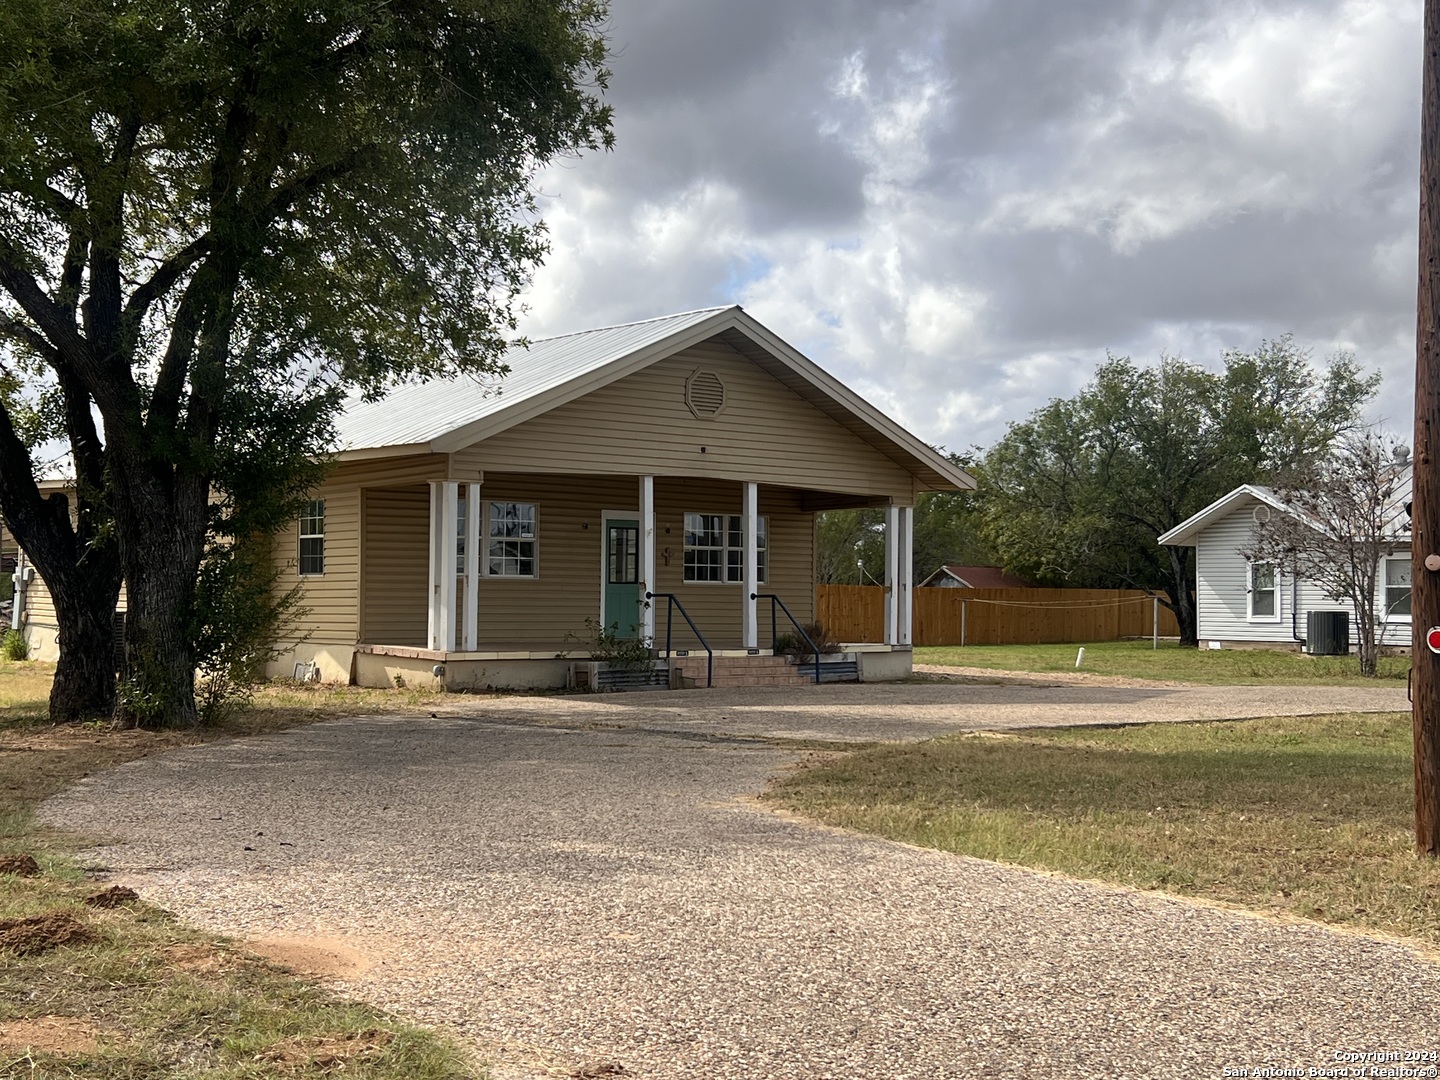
[608,525,639,584]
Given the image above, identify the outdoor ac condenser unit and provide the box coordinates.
[1306,610,1349,656]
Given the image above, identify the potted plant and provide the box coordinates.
[566,618,669,691]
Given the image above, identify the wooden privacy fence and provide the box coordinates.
[816,585,1181,646]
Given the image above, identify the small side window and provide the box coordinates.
[1386,557,1412,618]
[298,500,325,576]
[1248,561,1277,620]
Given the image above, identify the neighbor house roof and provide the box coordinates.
[334,305,975,492]
[1156,485,1292,547]
[919,564,1032,588]
[1158,473,1413,547]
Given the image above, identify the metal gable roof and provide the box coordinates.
[332,305,976,493]
[335,306,732,454]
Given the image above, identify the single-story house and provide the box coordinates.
[1157,481,1411,649]
[16,306,974,688]
[919,564,1032,589]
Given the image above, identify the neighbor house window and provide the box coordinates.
[486,501,537,577]
[298,500,325,576]
[1386,557,1412,618]
[683,513,767,583]
[1248,561,1278,620]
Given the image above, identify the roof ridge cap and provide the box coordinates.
[521,305,736,346]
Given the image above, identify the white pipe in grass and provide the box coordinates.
[1075,647,1085,668]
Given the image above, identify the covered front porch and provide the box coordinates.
[350,471,916,690]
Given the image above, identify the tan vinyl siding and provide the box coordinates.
[360,486,431,646]
[453,341,917,497]
[464,473,630,645]
[273,483,360,646]
[332,454,451,488]
[1194,500,1410,647]
[23,572,56,627]
[351,473,814,650]
[651,478,815,651]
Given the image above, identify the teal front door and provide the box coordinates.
[604,518,641,639]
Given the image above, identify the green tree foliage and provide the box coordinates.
[980,339,1377,645]
[0,0,613,725]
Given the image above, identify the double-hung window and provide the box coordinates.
[298,500,325,576]
[1385,557,1412,619]
[683,513,767,583]
[486,501,537,577]
[1248,561,1278,620]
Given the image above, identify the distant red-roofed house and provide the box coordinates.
[919,564,1033,589]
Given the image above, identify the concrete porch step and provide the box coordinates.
[670,652,856,689]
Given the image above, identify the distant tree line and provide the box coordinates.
[818,338,1379,648]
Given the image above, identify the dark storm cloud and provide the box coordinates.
[523,0,1421,447]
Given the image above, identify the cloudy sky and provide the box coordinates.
[518,0,1421,455]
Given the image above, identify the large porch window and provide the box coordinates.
[683,513,766,583]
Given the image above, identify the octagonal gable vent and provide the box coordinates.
[685,369,726,419]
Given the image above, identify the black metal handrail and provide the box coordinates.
[645,592,713,688]
[752,593,821,684]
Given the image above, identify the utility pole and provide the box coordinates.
[1415,0,1440,856]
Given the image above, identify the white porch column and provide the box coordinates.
[639,475,656,645]
[463,481,481,652]
[898,505,914,646]
[884,505,901,645]
[743,481,759,650]
[427,480,459,652]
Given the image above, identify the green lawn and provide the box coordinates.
[0,662,482,1077]
[769,712,1440,946]
[916,639,1411,685]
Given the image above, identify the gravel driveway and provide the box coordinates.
[40,681,1436,1079]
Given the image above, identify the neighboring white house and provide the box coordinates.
[1157,483,1411,649]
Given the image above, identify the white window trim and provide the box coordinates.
[682,512,767,586]
[298,499,325,577]
[1247,560,1281,623]
[483,500,539,579]
[1383,555,1413,622]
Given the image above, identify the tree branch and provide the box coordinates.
[121,232,213,345]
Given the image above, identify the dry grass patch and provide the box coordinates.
[916,639,1411,686]
[0,662,483,1078]
[769,712,1440,946]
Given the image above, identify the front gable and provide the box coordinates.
[451,335,922,498]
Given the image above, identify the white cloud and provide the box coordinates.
[518,0,1421,451]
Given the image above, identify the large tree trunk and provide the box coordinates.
[112,463,209,729]
[13,510,122,722]
[48,568,122,721]
[0,436,122,722]
[1165,546,1199,647]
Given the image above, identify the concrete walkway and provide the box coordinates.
[40,681,1434,1079]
